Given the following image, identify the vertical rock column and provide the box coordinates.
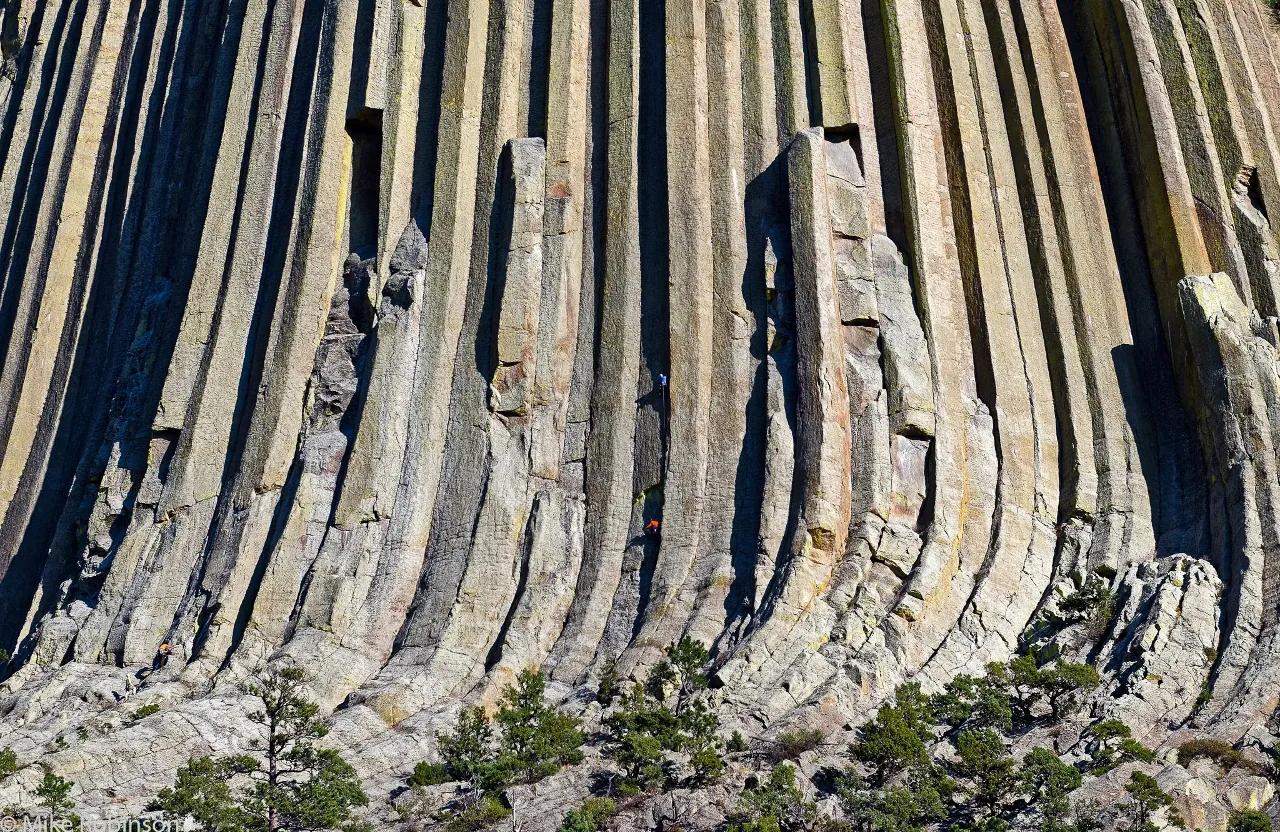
[369,0,533,706]
[0,0,135,579]
[360,138,549,718]
[717,128,851,704]
[914,0,1059,677]
[1193,0,1280,316]
[1177,273,1280,730]
[622,0,716,675]
[874,0,981,635]
[547,0,642,686]
[72,0,309,666]
[679,0,759,651]
[530,0,591,482]
[284,0,492,709]
[1015,0,1156,579]
[1082,0,1263,703]
[808,0,860,129]
[178,0,361,678]
[986,0,1098,569]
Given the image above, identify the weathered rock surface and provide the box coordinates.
[0,0,1276,824]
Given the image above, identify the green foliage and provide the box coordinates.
[407,761,451,788]
[494,668,586,782]
[773,728,824,761]
[648,637,711,715]
[437,706,492,781]
[726,764,821,832]
[1177,738,1260,773]
[845,676,1084,831]
[853,701,929,784]
[954,730,1017,818]
[728,730,749,753]
[1065,800,1106,832]
[148,666,366,832]
[557,798,618,832]
[982,654,1099,724]
[149,757,247,832]
[0,649,9,664]
[1230,809,1274,831]
[597,661,621,705]
[35,768,76,819]
[929,674,1013,733]
[606,683,680,788]
[442,794,510,832]
[421,669,584,804]
[1059,578,1116,638]
[603,640,725,791]
[1120,771,1185,831]
[838,767,950,832]
[691,744,726,783]
[887,683,935,739]
[1118,739,1156,764]
[1040,662,1100,720]
[1086,720,1155,774]
[0,747,15,778]
[247,747,367,832]
[1087,719,1130,742]
[1021,747,1083,802]
[1020,748,1084,832]
[131,703,160,722]
[614,728,665,789]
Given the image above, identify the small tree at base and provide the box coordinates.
[241,667,367,832]
[1230,809,1273,831]
[1120,771,1185,832]
[35,768,76,821]
[953,729,1017,820]
[495,669,585,783]
[148,666,367,832]
[149,757,244,832]
[648,637,711,716]
[726,764,823,832]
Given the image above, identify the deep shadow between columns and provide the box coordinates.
[1052,0,1210,563]
[719,154,785,649]
[0,0,183,652]
[0,0,93,444]
[627,0,669,638]
[411,0,447,235]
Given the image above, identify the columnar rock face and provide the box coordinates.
[0,0,1277,820]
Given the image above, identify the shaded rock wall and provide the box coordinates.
[0,0,1276,815]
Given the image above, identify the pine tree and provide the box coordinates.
[148,666,367,832]
[648,638,711,715]
[954,729,1017,819]
[853,704,929,785]
[35,768,76,821]
[149,757,247,832]
[1121,771,1185,831]
[495,668,585,782]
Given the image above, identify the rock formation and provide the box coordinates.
[0,0,1276,825]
